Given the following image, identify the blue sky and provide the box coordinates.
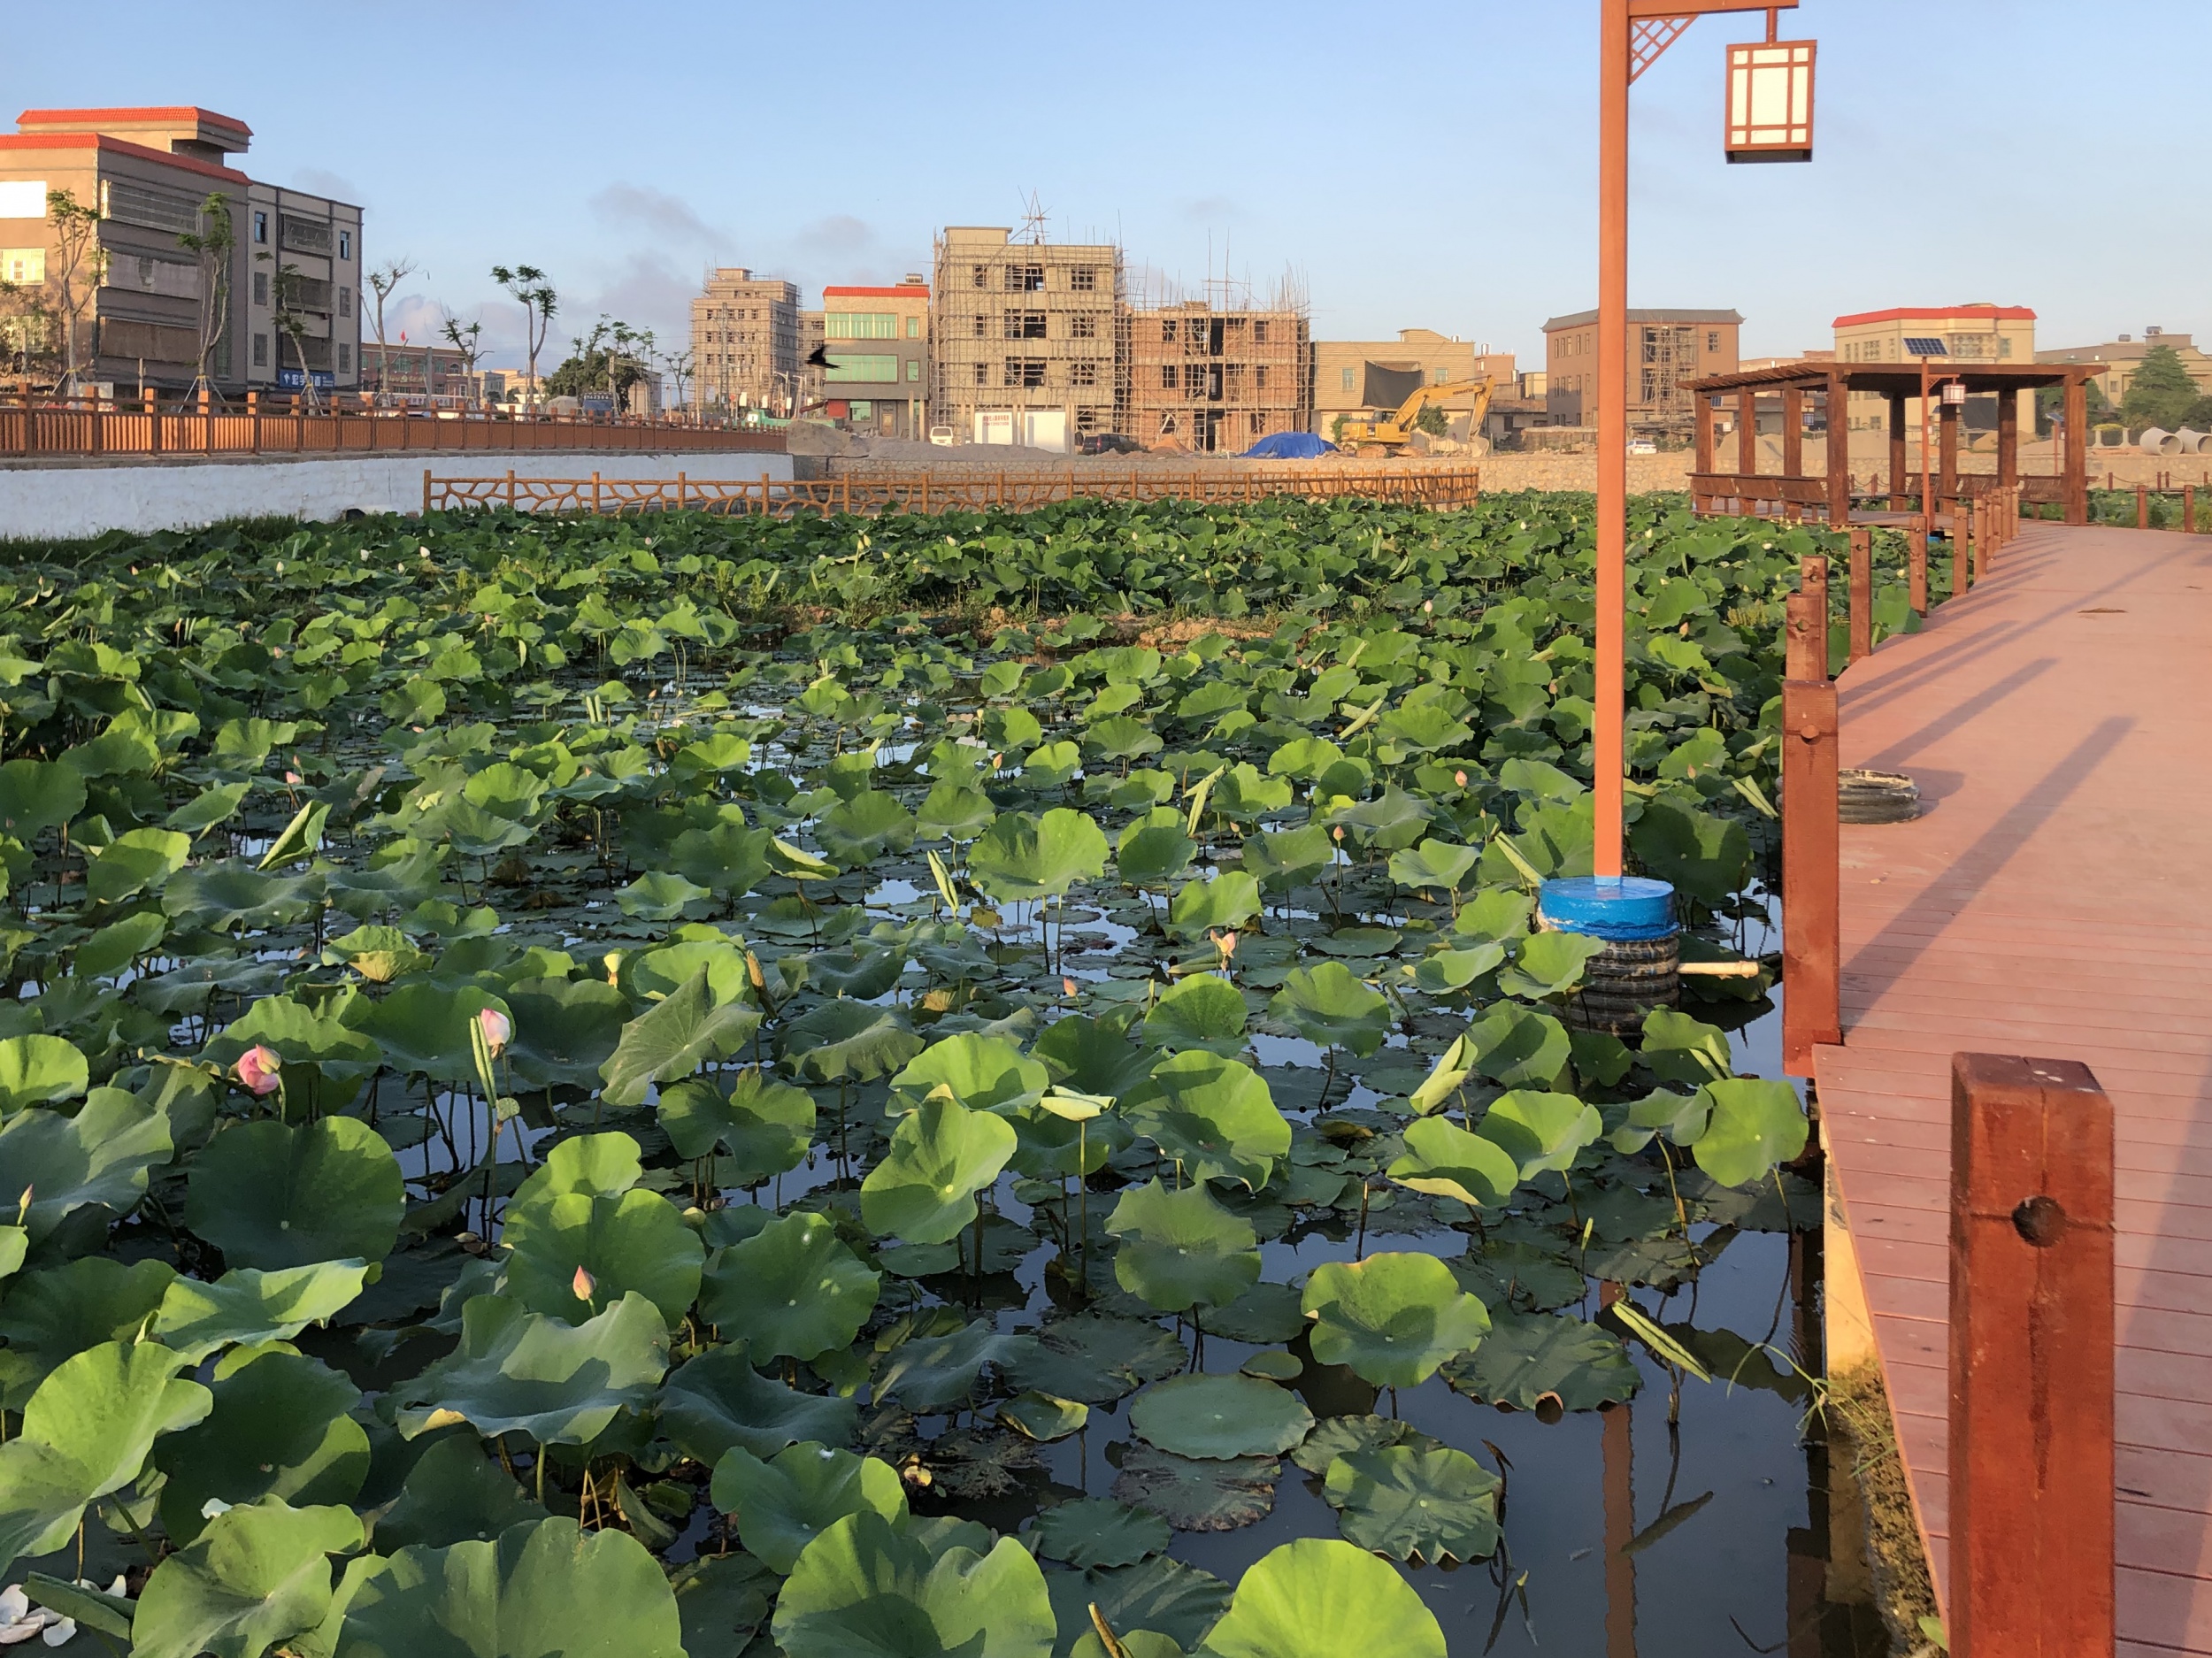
[6,0,2204,371]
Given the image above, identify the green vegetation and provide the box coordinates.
[0,491,1897,1654]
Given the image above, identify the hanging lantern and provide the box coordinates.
[1725,36,1816,163]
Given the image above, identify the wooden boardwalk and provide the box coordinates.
[1816,522,2212,1655]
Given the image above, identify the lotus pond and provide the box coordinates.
[0,492,1924,1658]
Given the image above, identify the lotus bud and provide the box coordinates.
[572,1264,596,1302]
[235,1046,281,1096]
[1422,600,1433,614]
[284,771,302,786]
[476,1007,512,1056]
[14,1186,27,1224]
[1063,978,1079,998]
[1454,770,1469,787]
[1332,825,1345,841]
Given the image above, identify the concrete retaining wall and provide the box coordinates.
[0,450,795,542]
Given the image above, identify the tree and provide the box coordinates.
[264,257,322,412]
[658,345,694,413]
[363,257,419,405]
[44,188,106,395]
[440,311,487,408]
[2120,342,2202,432]
[491,265,557,411]
[1412,403,1451,438]
[175,192,235,396]
[544,315,651,408]
[0,279,53,386]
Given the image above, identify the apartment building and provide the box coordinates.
[1544,308,1741,438]
[691,267,798,414]
[930,226,1119,451]
[1125,300,1309,453]
[0,105,361,395]
[1832,304,2036,434]
[795,310,825,414]
[2037,326,2212,412]
[820,276,929,438]
[1310,330,1513,442]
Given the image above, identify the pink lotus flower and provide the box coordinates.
[476,1008,512,1056]
[236,1046,281,1095]
[572,1264,596,1302]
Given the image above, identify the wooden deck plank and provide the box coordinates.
[1814,523,2212,1651]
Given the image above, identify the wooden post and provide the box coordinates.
[1953,505,1970,598]
[1997,382,2020,490]
[1947,1053,2114,1658]
[1847,527,1872,664]
[1781,588,1840,1076]
[505,470,517,510]
[2063,374,2089,526]
[421,469,432,516]
[2185,483,2196,533]
[1825,373,1851,526]
[591,472,603,515]
[199,383,213,454]
[1972,499,1989,581]
[920,472,930,516]
[1737,388,1758,480]
[1693,392,1714,494]
[1888,391,1909,510]
[1938,395,1959,503]
[1781,383,1804,481]
[841,471,852,517]
[2136,483,2148,530]
[1908,521,1928,615]
[145,388,159,457]
[676,472,687,511]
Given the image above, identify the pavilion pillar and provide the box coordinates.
[1997,384,2020,490]
[1694,392,1715,511]
[1888,392,1908,510]
[1826,374,1851,526]
[1738,388,1758,485]
[2063,372,2089,525]
[1939,396,1960,509]
[1781,383,1805,481]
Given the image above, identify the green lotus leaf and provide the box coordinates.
[502,976,630,1091]
[1130,1374,1312,1461]
[1033,1015,1162,1099]
[1630,795,1750,908]
[780,998,925,1085]
[1411,940,1507,995]
[0,759,85,841]
[1020,740,1082,788]
[1240,825,1333,892]
[371,1436,545,1553]
[1105,1178,1261,1314]
[1164,872,1262,941]
[875,1317,1030,1413]
[1110,1445,1279,1532]
[0,1339,211,1574]
[998,1391,1089,1442]
[1048,1555,1231,1657]
[1454,887,1535,945]
[77,910,167,978]
[1639,1007,1735,1087]
[1197,1537,1445,1658]
[1440,1310,1640,1411]
[0,1035,88,1117]
[1322,1447,1502,1564]
[699,1210,879,1361]
[1478,1088,1602,1178]
[969,808,1110,905]
[1267,962,1389,1057]
[131,1498,364,1658]
[163,863,322,932]
[394,1292,668,1445]
[0,1088,173,1244]
[154,1350,368,1544]
[152,1260,372,1364]
[890,1032,1049,1114]
[616,870,715,921]
[1449,1242,1588,1314]
[1028,1497,1171,1570]
[659,1343,856,1464]
[184,1117,403,1271]
[799,944,907,1001]
[1463,1001,1571,1089]
[657,1068,816,1177]
[773,1510,1056,1658]
[1141,975,1249,1058]
[507,1131,641,1205]
[669,1554,774,1658]
[859,1096,1018,1245]
[1386,1115,1521,1209]
[917,780,996,841]
[1689,1078,1810,1186]
[85,826,191,904]
[600,968,763,1106]
[1496,930,1608,999]
[1286,1414,1441,1477]
[710,1441,909,1573]
[1386,838,1480,895]
[1122,1053,1288,1191]
[1117,817,1198,890]
[1007,1313,1189,1406]
[1301,1253,1492,1388]
[328,1517,683,1658]
[1198,1280,1307,1345]
[818,789,917,865]
[0,1255,176,1409]
[349,981,513,1083]
[502,1184,703,1330]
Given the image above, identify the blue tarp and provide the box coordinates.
[1240,431,1339,460]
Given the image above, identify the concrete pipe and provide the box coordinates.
[2175,428,2208,455]
[2139,427,2184,456]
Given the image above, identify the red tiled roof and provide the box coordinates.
[0,131,249,185]
[18,106,252,136]
[1832,304,2037,328]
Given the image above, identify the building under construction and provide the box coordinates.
[1125,277,1311,453]
[930,226,1123,449]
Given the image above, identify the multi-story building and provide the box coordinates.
[1543,307,1741,439]
[2037,326,2212,414]
[819,277,929,437]
[690,267,798,414]
[1310,330,1513,443]
[930,226,1119,451]
[0,105,361,396]
[361,339,470,402]
[1126,300,1309,453]
[1832,304,2036,435]
[795,309,824,415]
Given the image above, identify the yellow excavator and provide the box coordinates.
[1336,374,1495,457]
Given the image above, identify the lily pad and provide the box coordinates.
[1129,1374,1312,1462]
[710,1441,909,1574]
[1198,1281,1307,1346]
[1121,1053,1288,1191]
[700,1210,878,1362]
[659,1344,857,1464]
[1028,1498,1171,1570]
[1009,1314,1189,1406]
[772,1510,1057,1658]
[394,1292,669,1445]
[1286,1413,1441,1477]
[1267,963,1390,1058]
[1301,1253,1491,1388]
[1105,1179,1261,1314]
[130,1498,363,1658]
[183,1116,404,1271]
[1110,1444,1280,1532]
[1198,1537,1446,1658]
[1442,1311,1641,1412]
[1323,1446,1502,1563]
[860,1096,1018,1246]
[1046,1555,1232,1658]
[152,1350,369,1545]
[1386,1116,1520,1210]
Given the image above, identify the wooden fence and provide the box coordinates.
[423,465,1485,518]
[0,395,781,460]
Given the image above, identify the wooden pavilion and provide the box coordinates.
[1683,359,2108,526]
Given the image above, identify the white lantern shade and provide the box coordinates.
[1726,40,1816,163]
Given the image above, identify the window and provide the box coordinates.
[972,264,988,288]
[1004,311,1045,340]
[907,358,920,382]
[973,362,987,385]
[1006,358,1047,388]
[1071,361,1096,387]
[100,180,199,234]
[253,211,268,244]
[1006,263,1043,292]
[826,354,898,382]
[1254,320,1269,343]
[1071,312,1096,340]
[826,312,898,339]
[1162,319,1177,342]
[2000,337,2014,358]
[0,249,42,285]
[338,230,351,260]
[252,332,268,367]
[1256,366,1268,389]
[972,315,987,337]
[1340,366,1355,392]
[338,285,351,318]
[1433,368,1450,384]
[1251,412,1268,432]
[1160,365,1178,388]
[1071,266,1096,291]
[338,342,351,372]
[906,314,920,338]
[1708,331,1721,352]
[280,215,332,254]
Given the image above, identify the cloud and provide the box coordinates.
[588,183,720,245]
[292,168,366,210]
[1179,195,1240,223]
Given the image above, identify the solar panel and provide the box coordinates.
[1903,337,1947,357]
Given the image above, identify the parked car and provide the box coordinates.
[928,426,956,447]
[1079,433,1144,456]
[1627,437,1658,455]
